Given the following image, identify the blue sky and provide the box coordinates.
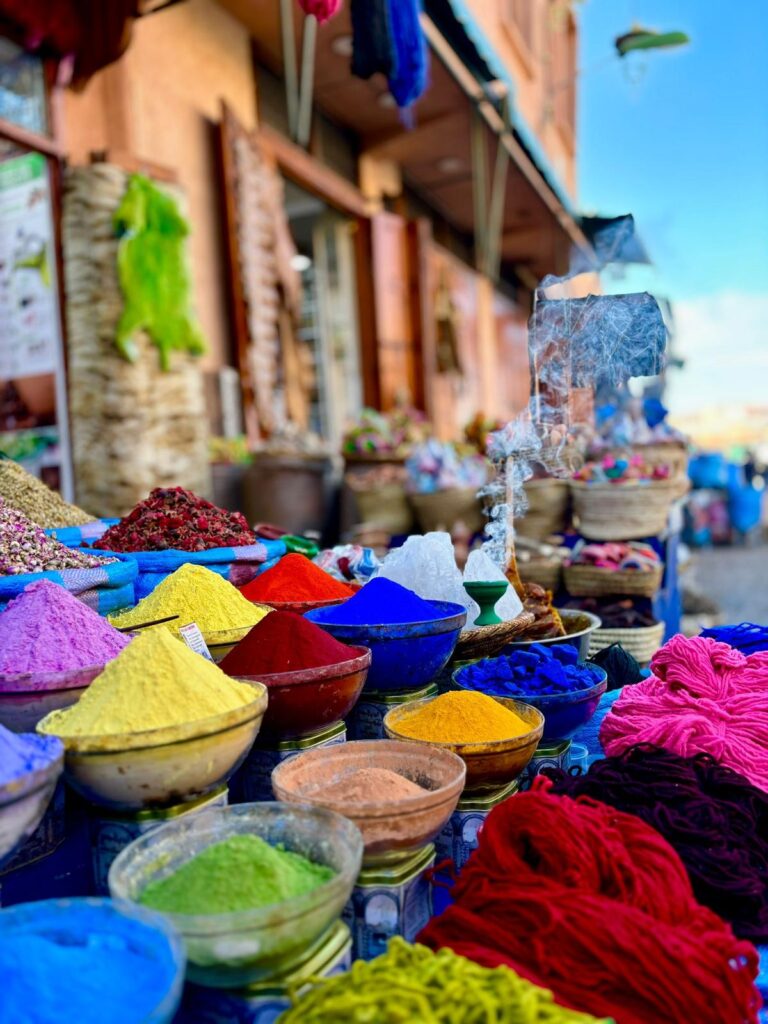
[577,0,768,416]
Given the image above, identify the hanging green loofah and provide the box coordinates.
[113,174,206,370]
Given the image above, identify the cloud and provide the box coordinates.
[665,292,768,415]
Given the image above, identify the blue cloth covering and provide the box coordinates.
[570,687,624,765]
[130,539,287,600]
[0,551,137,612]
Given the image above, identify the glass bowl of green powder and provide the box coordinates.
[108,802,363,988]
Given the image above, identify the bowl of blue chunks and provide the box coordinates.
[453,643,607,742]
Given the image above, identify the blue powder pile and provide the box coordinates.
[457,643,603,698]
[0,899,181,1024]
[317,577,446,625]
[0,725,62,788]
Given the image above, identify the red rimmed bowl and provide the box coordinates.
[231,647,371,739]
[0,665,106,733]
[256,595,353,616]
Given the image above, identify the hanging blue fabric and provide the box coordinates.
[386,0,429,108]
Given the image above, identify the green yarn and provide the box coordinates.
[113,174,206,370]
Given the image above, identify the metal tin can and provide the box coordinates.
[343,843,435,961]
[177,922,352,1024]
[434,778,519,869]
[346,683,438,740]
[0,778,66,876]
[89,785,229,895]
[230,721,347,803]
[520,739,572,790]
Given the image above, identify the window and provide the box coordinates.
[0,38,49,136]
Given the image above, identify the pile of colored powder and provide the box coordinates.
[317,767,426,804]
[0,580,130,676]
[457,643,604,698]
[394,691,530,744]
[139,834,334,915]
[99,486,255,552]
[240,553,353,603]
[318,577,445,625]
[0,499,114,576]
[280,937,611,1023]
[0,899,180,1024]
[0,459,94,528]
[220,610,356,675]
[0,724,62,786]
[110,564,268,639]
[37,629,259,737]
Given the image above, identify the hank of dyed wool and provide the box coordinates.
[0,725,62,787]
[0,580,129,676]
[37,629,259,737]
[99,486,255,552]
[457,643,603,698]
[600,634,768,792]
[0,499,114,576]
[281,937,611,1023]
[240,553,353,604]
[139,834,333,915]
[548,745,768,942]
[393,691,529,743]
[319,577,446,625]
[110,563,268,638]
[588,643,643,690]
[220,610,355,675]
[700,621,768,654]
[418,783,760,1024]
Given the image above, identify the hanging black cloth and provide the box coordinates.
[350,0,394,80]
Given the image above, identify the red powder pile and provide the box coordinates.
[220,610,356,675]
[240,554,353,604]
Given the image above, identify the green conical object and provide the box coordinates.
[463,580,509,627]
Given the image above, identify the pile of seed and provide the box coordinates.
[0,461,94,528]
[0,500,114,576]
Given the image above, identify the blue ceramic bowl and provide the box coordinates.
[0,897,185,1023]
[305,601,467,692]
[453,666,608,743]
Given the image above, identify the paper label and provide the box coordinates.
[179,622,213,661]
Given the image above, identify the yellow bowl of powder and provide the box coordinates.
[37,630,269,811]
[383,691,544,792]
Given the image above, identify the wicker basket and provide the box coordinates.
[588,621,665,665]
[453,612,535,662]
[348,481,413,535]
[600,443,688,477]
[570,478,688,540]
[517,479,570,540]
[409,488,485,534]
[564,563,663,598]
[518,557,563,593]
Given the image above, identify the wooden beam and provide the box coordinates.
[0,116,63,158]
[362,112,466,161]
[257,122,368,218]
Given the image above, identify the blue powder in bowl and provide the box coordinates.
[457,643,603,698]
[317,578,447,626]
[0,898,185,1024]
[0,725,62,788]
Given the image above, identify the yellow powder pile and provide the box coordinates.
[38,629,259,737]
[109,563,269,638]
[394,691,530,744]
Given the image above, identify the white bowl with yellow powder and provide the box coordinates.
[36,630,268,811]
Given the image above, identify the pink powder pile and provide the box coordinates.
[0,580,130,676]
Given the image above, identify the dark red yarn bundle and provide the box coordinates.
[547,745,768,943]
[419,782,760,1024]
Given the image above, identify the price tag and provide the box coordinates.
[179,622,214,661]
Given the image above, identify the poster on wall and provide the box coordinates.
[0,151,72,497]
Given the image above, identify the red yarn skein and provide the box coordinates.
[419,781,760,1024]
[600,634,768,791]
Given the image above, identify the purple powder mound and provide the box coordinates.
[0,726,62,787]
[0,580,130,676]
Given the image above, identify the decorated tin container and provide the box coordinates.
[177,922,352,1024]
[230,721,347,803]
[343,843,435,961]
[520,738,572,791]
[346,683,438,741]
[89,785,229,895]
[0,779,66,876]
[434,778,519,869]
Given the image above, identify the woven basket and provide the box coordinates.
[518,557,563,593]
[453,612,535,662]
[598,444,688,478]
[588,621,665,665]
[564,563,663,598]
[517,479,570,540]
[570,478,688,540]
[409,488,485,534]
[349,482,413,535]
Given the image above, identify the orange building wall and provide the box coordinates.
[62,0,258,372]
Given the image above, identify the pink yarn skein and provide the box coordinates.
[297,0,342,23]
[600,634,768,792]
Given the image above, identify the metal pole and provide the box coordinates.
[280,0,299,138]
[296,14,318,148]
[471,109,488,275]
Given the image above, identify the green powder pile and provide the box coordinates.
[138,834,334,915]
